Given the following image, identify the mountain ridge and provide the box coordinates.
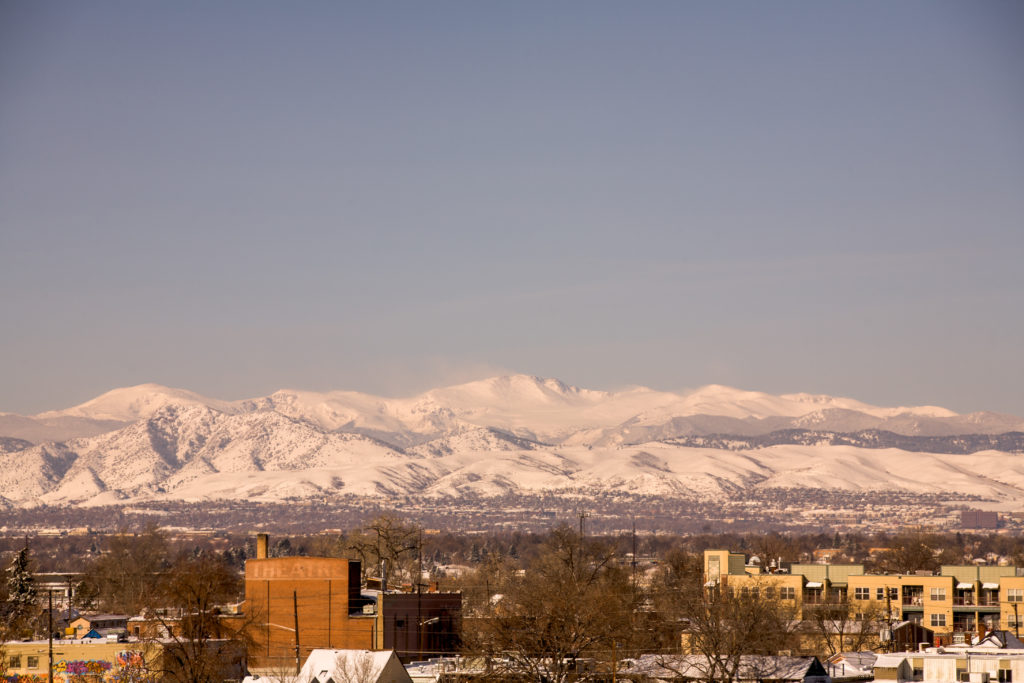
[2,375,1023,508]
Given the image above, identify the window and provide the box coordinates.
[26,657,38,669]
[8,656,21,669]
[877,587,885,600]
[930,588,947,601]
[932,613,947,627]
[780,587,795,600]
[1008,588,1024,602]
[740,587,750,598]
[889,587,899,600]
[751,588,759,599]
[765,586,775,599]
[708,556,721,579]
[999,671,1012,683]
[855,587,870,600]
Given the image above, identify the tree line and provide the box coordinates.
[3,519,1020,683]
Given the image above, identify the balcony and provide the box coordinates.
[954,596,976,606]
[979,596,1001,607]
[903,596,925,607]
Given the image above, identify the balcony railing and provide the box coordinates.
[903,596,924,606]
[978,597,1000,606]
[954,597,976,606]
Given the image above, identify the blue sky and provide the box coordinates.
[1,1,1022,415]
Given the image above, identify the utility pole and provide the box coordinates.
[47,591,54,683]
[885,587,893,653]
[631,520,638,585]
[577,509,589,568]
[292,591,300,675]
[66,575,74,621]
[417,529,423,661]
[1014,603,1019,640]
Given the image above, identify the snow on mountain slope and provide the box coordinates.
[6,419,1024,506]
[751,445,1024,499]
[239,389,421,434]
[408,426,543,458]
[6,404,407,506]
[777,392,956,419]
[0,443,78,502]
[241,376,687,445]
[36,383,239,422]
[404,376,684,443]
[3,374,1024,507]
[9,374,1021,447]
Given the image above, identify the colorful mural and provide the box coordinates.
[113,653,145,670]
[55,661,113,675]
[5,653,150,683]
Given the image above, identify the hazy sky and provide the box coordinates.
[1,1,1022,415]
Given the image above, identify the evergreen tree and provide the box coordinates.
[6,544,37,610]
[5,544,38,637]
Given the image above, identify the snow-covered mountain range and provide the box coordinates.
[1,375,1022,507]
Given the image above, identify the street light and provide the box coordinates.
[418,617,440,661]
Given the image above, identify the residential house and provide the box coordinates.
[243,649,412,683]
[67,615,128,640]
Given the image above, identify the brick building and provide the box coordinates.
[244,534,461,671]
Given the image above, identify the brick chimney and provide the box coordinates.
[256,533,269,559]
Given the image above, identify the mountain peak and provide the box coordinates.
[427,374,596,404]
[36,384,236,422]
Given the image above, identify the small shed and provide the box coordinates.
[890,620,935,652]
[873,655,914,683]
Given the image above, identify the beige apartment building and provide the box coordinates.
[704,550,1024,643]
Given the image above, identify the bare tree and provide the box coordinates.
[346,514,422,586]
[802,597,885,656]
[868,534,961,575]
[751,533,799,569]
[78,525,169,614]
[329,651,384,683]
[467,525,636,683]
[145,553,251,683]
[661,578,799,683]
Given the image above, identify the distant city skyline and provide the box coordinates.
[1,1,1022,416]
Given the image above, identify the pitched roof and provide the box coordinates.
[827,652,877,671]
[872,655,909,669]
[297,650,410,683]
[623,654,827,681]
